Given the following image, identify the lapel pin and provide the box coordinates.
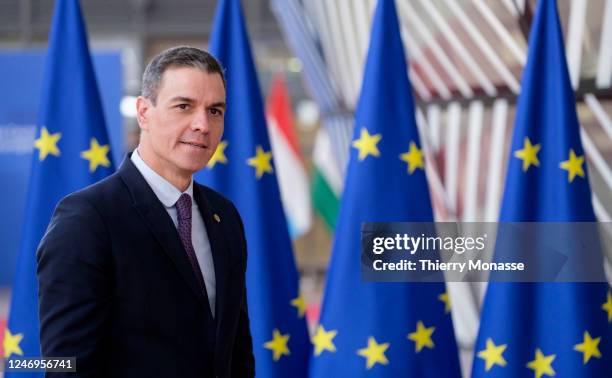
[213,214,221,223]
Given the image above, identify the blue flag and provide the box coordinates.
[4,0,114,375]
[472,0,610,377]
[194,0,311,376]
[308,0,461,376]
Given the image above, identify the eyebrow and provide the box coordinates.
[168,96,226,109]
[168,96,196,104]
[209,101,226,110]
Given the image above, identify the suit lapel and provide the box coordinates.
[118,156,209,307]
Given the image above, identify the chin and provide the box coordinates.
[176,157,208,174]
[181,163,207,175]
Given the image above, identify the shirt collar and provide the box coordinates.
[131,149,194,208]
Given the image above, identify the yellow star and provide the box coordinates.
[526,348,556,378]
[290,293,306,318]
[3,329,24,358]
[352,128,381,161]
[207,140,228,169]
[311,325,337,356]
[573,331,601,364]
[356,336,389,369]
[264,329,290,361]
[399,141,424,174]
[603,291,612,322]
[477,338,507,372]
[438,292,451,314]
[559,149,585,183]
[34,127,61,161]
[246,145,273,179]
[514,137,541,172]
[407,321,435,352]
[80,138,111,172]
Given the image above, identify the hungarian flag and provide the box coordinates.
[311,126,342,232]
[266,74,312,239]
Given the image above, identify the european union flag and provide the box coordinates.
[472,0,610,377]
[4,0,114,375]
[194,0,310,375]
[308,0,461,376]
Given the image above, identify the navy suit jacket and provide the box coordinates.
[37,156,255,377]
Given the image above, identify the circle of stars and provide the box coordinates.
[33,127,111,174]
[513,137,587,183]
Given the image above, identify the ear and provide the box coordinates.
[136,96,152,131]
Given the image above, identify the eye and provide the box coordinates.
[209,108,223,116]
[176,103,189,110]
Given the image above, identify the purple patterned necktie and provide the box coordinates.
[175,193,206,291]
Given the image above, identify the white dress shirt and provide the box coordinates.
[131,149,216,315]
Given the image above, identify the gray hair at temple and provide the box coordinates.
[141,46,226,105]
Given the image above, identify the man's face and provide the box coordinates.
[137,66,226,178]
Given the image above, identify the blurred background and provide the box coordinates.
[1,0,611,375]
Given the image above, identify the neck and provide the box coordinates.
[136,146,191,192]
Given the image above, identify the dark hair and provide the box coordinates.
[141,46,225,104]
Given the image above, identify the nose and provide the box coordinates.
[191,109,210,133]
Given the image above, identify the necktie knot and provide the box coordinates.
[176,193,192,220]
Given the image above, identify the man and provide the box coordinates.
[37,46,255,377]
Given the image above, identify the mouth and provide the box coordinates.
[180,141,207,149]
